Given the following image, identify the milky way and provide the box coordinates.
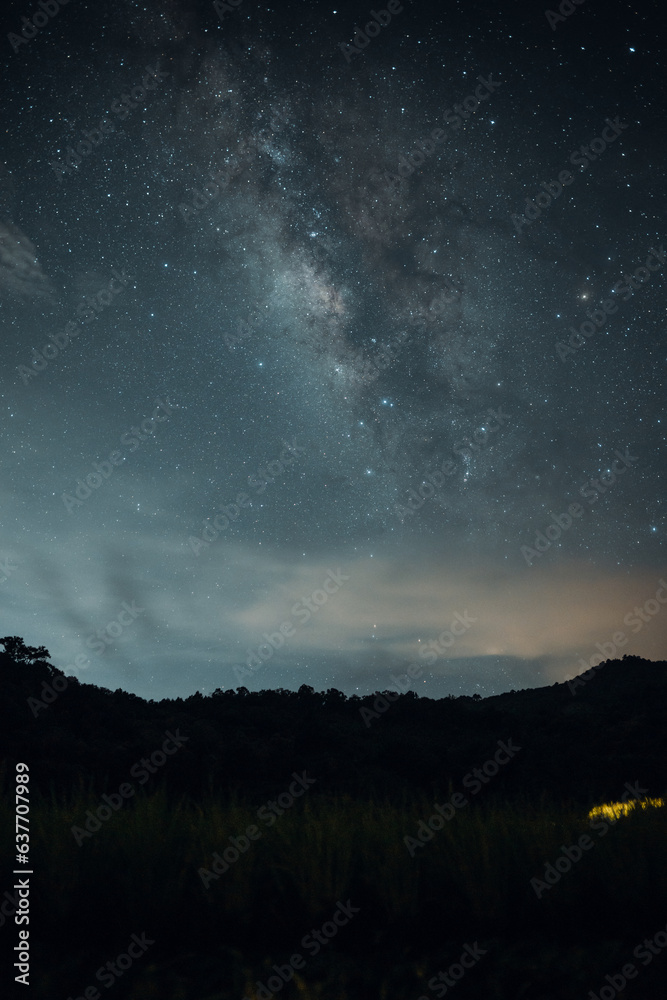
[0,0,665,698]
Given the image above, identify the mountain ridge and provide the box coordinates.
[1,646,665,806]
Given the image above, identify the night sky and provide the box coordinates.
[1,0,665,700]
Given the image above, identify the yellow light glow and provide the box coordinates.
[588,798,665,822]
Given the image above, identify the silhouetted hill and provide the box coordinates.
[1,646,666,805]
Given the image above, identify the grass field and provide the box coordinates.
[1,782,665,997]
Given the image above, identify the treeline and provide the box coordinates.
[1,638,666,805]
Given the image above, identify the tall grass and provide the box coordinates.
[1,782,664,958]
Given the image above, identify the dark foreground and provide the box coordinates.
[1,646,666,997]
[1,786,666,999]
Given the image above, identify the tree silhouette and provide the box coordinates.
[0,635,51,665]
